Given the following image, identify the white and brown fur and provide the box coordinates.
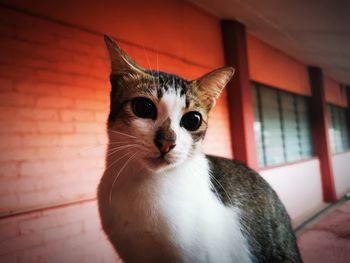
[98,35,302,263]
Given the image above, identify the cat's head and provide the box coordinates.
[104,35,234,172]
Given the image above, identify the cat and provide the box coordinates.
[98,34,302,263]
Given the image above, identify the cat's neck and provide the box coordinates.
[100,150,252,263]
[105,151,209,188]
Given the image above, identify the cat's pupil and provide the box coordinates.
[132,97,157,119]
[181,111,202,131]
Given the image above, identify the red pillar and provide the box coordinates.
[346,85,350,143]
[309,66,337,202]
[221,20,258,170]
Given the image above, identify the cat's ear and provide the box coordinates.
[104,34,146,75]
[192,67,234,109]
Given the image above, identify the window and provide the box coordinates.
[328,104,350,153]
[253,83,313,167]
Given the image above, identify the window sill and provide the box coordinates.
[331,150,350,156]
[258,157,318,172]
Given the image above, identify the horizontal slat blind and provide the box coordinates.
[328,104,350,153]
[253,83,313,167]
[260,86,285,165]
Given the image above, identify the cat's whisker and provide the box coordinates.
[210,175,234,207]
[156,47,160,89]
[142,46,153,73]
[172,76,175,90]
[106,144,139,157]
[77,140,142,156]
[107,129,137,139]
[106,149,135,178]
[107,149,135,187]
[109,137,143,145]
[142,47,159,92]
[107,140,143,150]
[108,141,141,145]
[105,147,137,173]
[108,151,139,209]
[107,144,139,152]
[77,144,108,155]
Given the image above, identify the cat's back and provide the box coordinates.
[206,155,302,263]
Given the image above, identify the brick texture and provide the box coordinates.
[0,4,233,262]
[0,201,120,263]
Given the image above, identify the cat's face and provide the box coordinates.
[104,35,234,172]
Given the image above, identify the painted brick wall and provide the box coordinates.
[247,34,311,96]
[0,7,109,212]
[0,201,119,263]
[0,3,232,262]
[324,75,348,107]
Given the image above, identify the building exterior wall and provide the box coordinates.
[0,2,231,262]
[246,32,331,224]
[260,160,326,227]
[246,34,311,96]
[0,201,118,262]
[324,75,348,107]
[323,76,349,199]
[2,0,225,73]
[0,8,107,212]
[332,152,350,198]
[0,2,231,212]
[0,0,349,262]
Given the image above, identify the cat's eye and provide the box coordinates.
[181,111,202,131]
[132,97,157,119]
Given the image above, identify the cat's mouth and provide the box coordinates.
[150,155,171,164]
[144,154,175,169]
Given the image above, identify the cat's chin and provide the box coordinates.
[142,155,180,172]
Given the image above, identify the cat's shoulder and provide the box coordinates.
[205,154,274,206]
[206,154,259,179]
[206,155,301,263]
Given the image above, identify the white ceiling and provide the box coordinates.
[190,0,350,85]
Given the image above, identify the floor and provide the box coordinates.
[297,199,350,263]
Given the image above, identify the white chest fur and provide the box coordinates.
[100,154,252,263]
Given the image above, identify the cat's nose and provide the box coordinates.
[154,139,176,154]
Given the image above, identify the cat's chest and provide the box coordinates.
[103,156,252,263]
[157,166,251,263]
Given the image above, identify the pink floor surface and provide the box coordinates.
[298,200,350,263]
